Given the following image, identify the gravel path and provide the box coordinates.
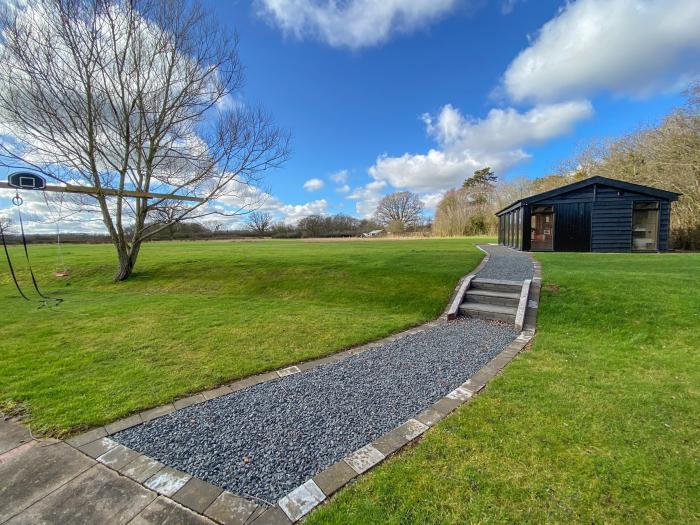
[114,245,530,503]
[475,244,534,281]
[115,319,516,502]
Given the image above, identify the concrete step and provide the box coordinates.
[470,278,523,294]
[464,289,520,307]
[459,302,517,323]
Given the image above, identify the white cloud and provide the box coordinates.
[347,180,387,218]
[272,199,328,223]
[303,178,325,191]
[330,170,350,192]
[329,169,348,184]
[216,182,328,224]
[500,0,521,15]
[0,193,106,235]
[368,101,593,191]
[420,191,446,212]
[503,0,700,102]
[216,93,242,112]
[255,0,458,49]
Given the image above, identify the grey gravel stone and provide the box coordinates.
[114,318,516,502]
[475,244,533,281]
[114,245,528,503]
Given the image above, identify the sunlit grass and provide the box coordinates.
[0,238,486,435]
[307,252,700,524]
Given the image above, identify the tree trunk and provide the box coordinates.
[113,241,142,282]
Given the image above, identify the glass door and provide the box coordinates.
[632,202,659,251]
[531,205,554,251]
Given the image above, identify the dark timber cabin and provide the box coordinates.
[496,176,680,252]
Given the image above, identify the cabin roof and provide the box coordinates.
[495,176,681,216]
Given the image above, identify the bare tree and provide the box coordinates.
[246,211,273,236]
[374,191,423,232]
[203,220,224,233]
[0,216,12,234]
[0,0,289,280]
[567,83,699,248]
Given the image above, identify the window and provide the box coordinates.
[509,211,515,246]
[632,202,659,251]
[506,212,511,246]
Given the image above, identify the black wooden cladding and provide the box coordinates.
[495,177,680,252]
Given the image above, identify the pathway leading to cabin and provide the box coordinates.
[476,244,534,281]
[0,244,537,525]
[113,244,534,502]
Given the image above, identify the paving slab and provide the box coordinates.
[96,443,141,470]
[5,464,155,525]
[174,394,206,410]
[144,466,192,496]
[415,407,445,427]
[446,386,473,402]
[0,441,94,523]
[172,477,224,513]
[278,480,325,522]
[251,505,293,525]
[431,397,463,416]
[105,415,142,435]
[65,427,107,448]
[141,404,176,422]
[312,460,357,496]
[130,496,216,525]
[121,454,166,483]
[343,444,385,475]
[0,441,35,466]
[204,491,261,525]
[294,355,342,372]
[372,419,428,456]
[0,418,31,455]
[277,366,301,378]
[79,437,119,459]
[203,385,233,401]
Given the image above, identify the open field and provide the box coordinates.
[307,252,700,524]
[0,238,484,435]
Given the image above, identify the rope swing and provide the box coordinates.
[0,191,63,307]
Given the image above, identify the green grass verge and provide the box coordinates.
[0,238,485,435]
[307,252,700,524]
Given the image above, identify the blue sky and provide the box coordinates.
[2,0,699,230]
[205,0,693,221]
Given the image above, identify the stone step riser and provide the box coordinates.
[458,306,516,323]
[464,293,519,307]
[469,281,522,294]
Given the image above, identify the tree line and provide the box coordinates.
[433,83,700,249]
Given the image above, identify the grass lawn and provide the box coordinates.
[307,252,700,524]
[0,238,484,435]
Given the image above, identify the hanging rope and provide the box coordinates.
[0,218,30,301]
[0,191,63,306]
[16,203,63,305]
